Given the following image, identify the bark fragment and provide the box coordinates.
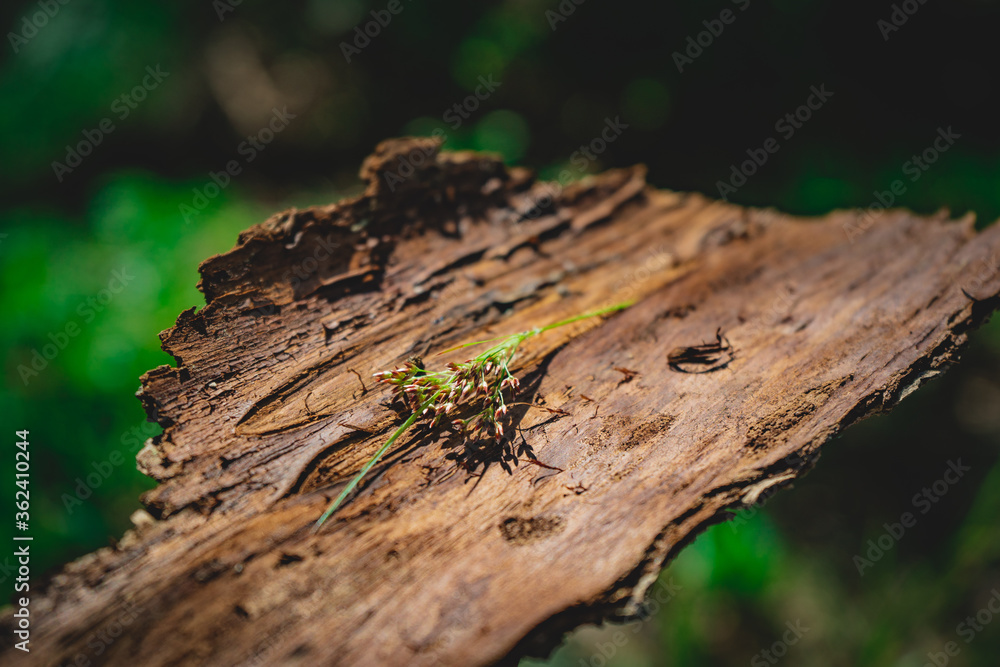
[4,138,1000,667]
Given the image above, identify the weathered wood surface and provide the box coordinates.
[4,138,1000,667]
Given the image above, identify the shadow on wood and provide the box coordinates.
[4,138,1000,666]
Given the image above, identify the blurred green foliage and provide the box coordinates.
[1,0,999,664]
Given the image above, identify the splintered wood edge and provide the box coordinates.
[3,137,1000,667]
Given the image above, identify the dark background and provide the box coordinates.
[2,1,999,665]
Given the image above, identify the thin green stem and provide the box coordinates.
[536,301,634,333]
[313,300,633,529]
[313,392,441,531]
[439,300,633,355]
[437,334,512,355]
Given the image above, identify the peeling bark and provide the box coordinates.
[4,138,1000,667]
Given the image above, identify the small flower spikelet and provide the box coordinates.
[313,301,632,530]
[374,332,529,443]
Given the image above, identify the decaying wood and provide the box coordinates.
[4,137,1000,666]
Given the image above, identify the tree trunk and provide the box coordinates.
[4,138,1000,666]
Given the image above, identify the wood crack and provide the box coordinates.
[5,138,1000,667]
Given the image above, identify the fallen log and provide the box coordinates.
[4,137,1000,666]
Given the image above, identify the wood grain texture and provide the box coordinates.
[4,138,1000,667]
